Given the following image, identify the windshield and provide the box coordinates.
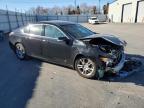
[61,24,95,39]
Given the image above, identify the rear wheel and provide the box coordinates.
[15,43,27,60]
[75,57,98,79]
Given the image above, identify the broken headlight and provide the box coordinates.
[99,45,111,53]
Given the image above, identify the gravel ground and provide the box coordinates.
[0,23,144,108]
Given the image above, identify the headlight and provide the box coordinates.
[118,38,127,46]
[99,45,106,51]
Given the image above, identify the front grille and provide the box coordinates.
[99,45,124,67]
[111,50,122,67]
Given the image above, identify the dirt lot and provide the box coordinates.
[0,23,144,108]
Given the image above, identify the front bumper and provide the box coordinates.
[105,53,125,73]
[89,20,99,24]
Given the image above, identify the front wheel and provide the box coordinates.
[75,57,98,79]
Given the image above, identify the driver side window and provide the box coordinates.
[45,25,65,39]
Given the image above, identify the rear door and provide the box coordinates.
[22,24,44,58]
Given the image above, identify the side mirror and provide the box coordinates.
[58,37,73,45]
[58,37,69,41]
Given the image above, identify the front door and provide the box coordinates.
[42,24,72,65]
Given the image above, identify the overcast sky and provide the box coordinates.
[0,0,114,11]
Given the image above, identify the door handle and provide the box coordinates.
[42,39,49,42]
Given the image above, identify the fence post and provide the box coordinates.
[6,6,12,32]
[29,13,30,22]
[28,13,30,22]
[57,15,58,20]
[30,14,32,22]
[33,14,35,22]
[32,14,33,22]
[31,14,33,22]
[77,15,78,23]
[15,9,19,28]
[35,14,38,22]
[21,11,24,25]
[27,13,29,22]
[26,13,28,23]
[47,15,48,21]
[87,15,89,22]
[25,13,27,23]
[67,15,69,21]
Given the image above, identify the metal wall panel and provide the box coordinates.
[123,3,132,23]
[137,1,144,23]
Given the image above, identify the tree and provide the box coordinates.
[29,6,48,15]
[103,3,109,14]
[80,3,88,14]
[68,8,71,15]
[62,6,69,15]
[92,6,97,14]
[60,11,63,15]
[76,5,80,14]
[70,10,76,14]
[28,3,100,15]
[51,6,61,15]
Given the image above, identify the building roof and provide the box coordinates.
[109,0,118,4]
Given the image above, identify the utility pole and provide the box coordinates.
[99,0,101,14]
[74,0,77,9]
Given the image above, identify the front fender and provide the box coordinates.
[70,44,102,68]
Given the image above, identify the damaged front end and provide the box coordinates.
[80,34,127,78]
[99,44,125,73]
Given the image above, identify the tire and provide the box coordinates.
[75,57,98,79]
[15,43,27,60]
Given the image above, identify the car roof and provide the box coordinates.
[37,20,76,26]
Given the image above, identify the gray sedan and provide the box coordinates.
[9,20,126,79]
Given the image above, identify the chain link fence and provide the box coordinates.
[0,9,107,33]
[37,14,107,23]
[0,9,36,33]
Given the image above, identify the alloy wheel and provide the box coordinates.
[76,58,95,76]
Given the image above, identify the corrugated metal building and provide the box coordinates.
[108,0,144,23]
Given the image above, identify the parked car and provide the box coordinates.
[9,20,127,79]
[88,17,99,24]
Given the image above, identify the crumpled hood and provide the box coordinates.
[79,34,127,46]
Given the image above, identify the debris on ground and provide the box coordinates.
[121,59,142,72]
[103,57,143,81]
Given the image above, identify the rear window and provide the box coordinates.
[23,26,30,33]
[23,24,43,36]
[29,25,43,35]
